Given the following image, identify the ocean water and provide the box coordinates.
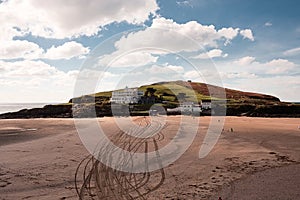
[0,103,54,114]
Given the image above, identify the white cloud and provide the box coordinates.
[192,49,228,59]
[115,17,251,52]
[115,18,212,52]
[184,70,201,79]
[99,51,158,68]
[224,76,300,102]
[240,29,254,41]
[44,41,90,60]
[0,0,159,39]
[91,64,186,93]
[0,40,89,60]
[176,0,193,7]
[233,56,256,66]
[97,17,254,67]
[0,40,44,60]
[263,59,296,74]
[265,22,272,27]
[0,60,62,77]
[120,17,245,49]
[186,57,299,101]
[220,72,257,79]
[146,64,185,74]
[0,60,79,102]
[183,69,224,85]
[283,47,300,56]
[77,69,117,80]
[231,57,296,75]
[0,0,158,62]
[218,27,239,45]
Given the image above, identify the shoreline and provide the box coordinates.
[1,101,300,119]
[1,115,300,120]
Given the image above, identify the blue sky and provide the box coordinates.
[0,0,299,102]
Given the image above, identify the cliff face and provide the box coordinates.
[0,81,298,119]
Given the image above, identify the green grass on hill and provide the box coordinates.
[94,91,112,97]
[71,80,279,106]
[91,82,212,102]
[140,82,212,102]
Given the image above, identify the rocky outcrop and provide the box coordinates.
[0,105,73,119]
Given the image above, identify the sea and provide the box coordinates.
[0,103,55,114]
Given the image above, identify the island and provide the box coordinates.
[0,80,299,119]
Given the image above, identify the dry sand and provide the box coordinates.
[0,116,299,199]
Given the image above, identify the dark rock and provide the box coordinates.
[0,105,72,119]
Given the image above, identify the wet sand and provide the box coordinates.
[0,117,299,199]
[210,164,300,199]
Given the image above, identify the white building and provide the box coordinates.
[179,102,202,114]
[110,87,144,104]
[201,100,212,110]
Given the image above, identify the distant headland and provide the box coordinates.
[0,80,299,119]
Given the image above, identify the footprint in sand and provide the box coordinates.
[0,180,11,187]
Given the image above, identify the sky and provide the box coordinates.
[0,0,299,103]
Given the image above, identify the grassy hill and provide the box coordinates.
[72,80,280,104]
[1,80,299,119]
[67,80,300,117]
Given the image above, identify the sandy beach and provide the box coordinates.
[0,116,299,199]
